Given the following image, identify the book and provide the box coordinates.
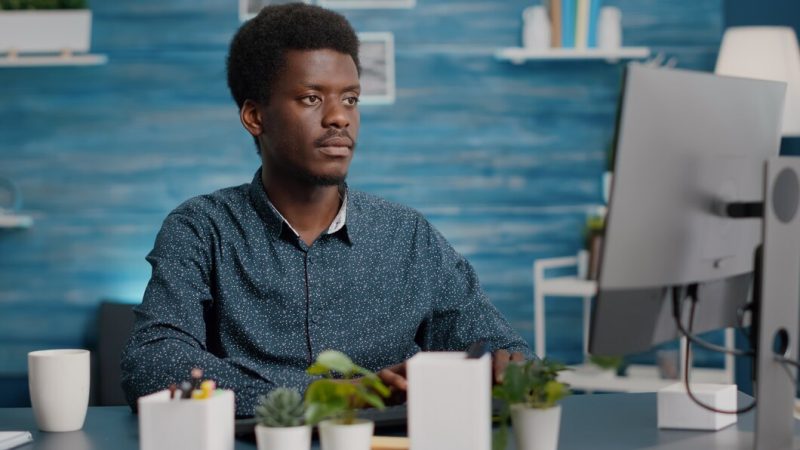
[561,0,576,48]
[0,432,33,450]
[588,0,603,47]
[575,0,590,49]
[549,0,562,48]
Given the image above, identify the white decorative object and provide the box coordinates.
[318,0,415,9]
[138,389,235,450]
[657,383,737,431]
[318,419,374,450]
[0,10,91,55]
[238,0,313,22]
[255,424,311,450]
[511,404,561,450]
[597,6,622,50]
[408,352,491,450]
[28,349,90,432]
[522,6,551,50]
[715,26,800,137]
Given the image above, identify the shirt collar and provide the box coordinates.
[248,168,357,245]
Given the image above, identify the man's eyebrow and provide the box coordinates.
[297,83,361,92]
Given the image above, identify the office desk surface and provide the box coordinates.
[1,392,798,449]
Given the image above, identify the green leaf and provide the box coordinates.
[361,375,390,398]
[360,391,386,410]
[316,350,355,375]
[306,362,332,376]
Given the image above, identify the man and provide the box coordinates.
[121,3,531,416]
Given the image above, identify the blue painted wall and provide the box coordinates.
[0,0,722,405]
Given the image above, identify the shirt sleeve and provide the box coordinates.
[415,217,535,358]
[120,209,309,416]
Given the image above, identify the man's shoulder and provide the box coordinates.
[168,183,251,222]
[349,189,425,223]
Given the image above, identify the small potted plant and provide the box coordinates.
[304,350,390,450]
[0,0,93,57]
[254,387,311,450]
[492,359,571,450]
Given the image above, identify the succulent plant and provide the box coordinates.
[255,388,306,428]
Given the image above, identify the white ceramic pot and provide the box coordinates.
[0,10,92,54]
[255,424,311,450]
[511,404,561,450]
[318,419,374,450]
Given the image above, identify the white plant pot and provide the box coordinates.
[0,10,92,54]
[511,404,561,450]
[318,419,374,450]
[255,424,311,450]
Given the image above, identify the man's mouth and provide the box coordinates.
[316,137,353,157]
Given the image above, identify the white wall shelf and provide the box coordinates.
[495,46,650,64]
[0,53,107,68]
[0,214,33,229]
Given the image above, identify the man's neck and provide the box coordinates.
[261,170,342,246]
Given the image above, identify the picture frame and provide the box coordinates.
[318,0,415,8]
[239,0,312,22]
[357,32,396,105]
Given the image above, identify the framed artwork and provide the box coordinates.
[319,0,415,8]
[239,0,312,21]
[357,32,396,105]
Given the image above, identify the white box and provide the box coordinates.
[407,352,491,450]
[657,383,737,431]
[138,389,235,450]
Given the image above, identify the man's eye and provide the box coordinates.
[301,95,321,106]
[344,96,359,106]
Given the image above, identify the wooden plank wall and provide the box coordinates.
[0,0,722,405]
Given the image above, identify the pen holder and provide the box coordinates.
[407,352,491,450]
[138,389,235,450]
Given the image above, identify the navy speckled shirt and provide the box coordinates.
[121,169,532,415]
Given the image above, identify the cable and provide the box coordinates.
[775,356,800,369]
[671,286,754,357]
[683,296,757,414]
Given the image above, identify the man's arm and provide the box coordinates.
[121,209,310,416]
[419,218,534,358]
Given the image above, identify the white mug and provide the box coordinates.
[28,349,90,432]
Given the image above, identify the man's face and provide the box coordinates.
[257,49,360,186]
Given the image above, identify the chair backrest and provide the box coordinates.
[96,301,135,406]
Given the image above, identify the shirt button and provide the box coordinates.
[307,256,314,265]
[311,314,321,323]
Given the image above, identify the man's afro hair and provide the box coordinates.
[227,3,361,110]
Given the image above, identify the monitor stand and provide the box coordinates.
[754,157,800,450]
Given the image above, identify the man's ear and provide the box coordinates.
[240,99,263,137]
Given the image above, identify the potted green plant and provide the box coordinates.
[254,387,311,450]
[304,350,390,450]
[492,359,571,450]
[0,0,92,57]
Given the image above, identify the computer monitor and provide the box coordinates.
[588,64,800,449]
[589,65,785,356]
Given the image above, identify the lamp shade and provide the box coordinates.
[715,26,800,137]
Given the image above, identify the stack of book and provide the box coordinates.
[547,0,603,49]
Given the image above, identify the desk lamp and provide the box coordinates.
[715,26,800,153]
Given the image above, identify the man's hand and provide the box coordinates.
[492,349,526,384]
[378,362,408,405]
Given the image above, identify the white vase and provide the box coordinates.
[522,6,551,50]
[0,10,92,54]
[597,6,622,50]
[255,424,312,450]
[510,404,561,450]
[318,419,374,450]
